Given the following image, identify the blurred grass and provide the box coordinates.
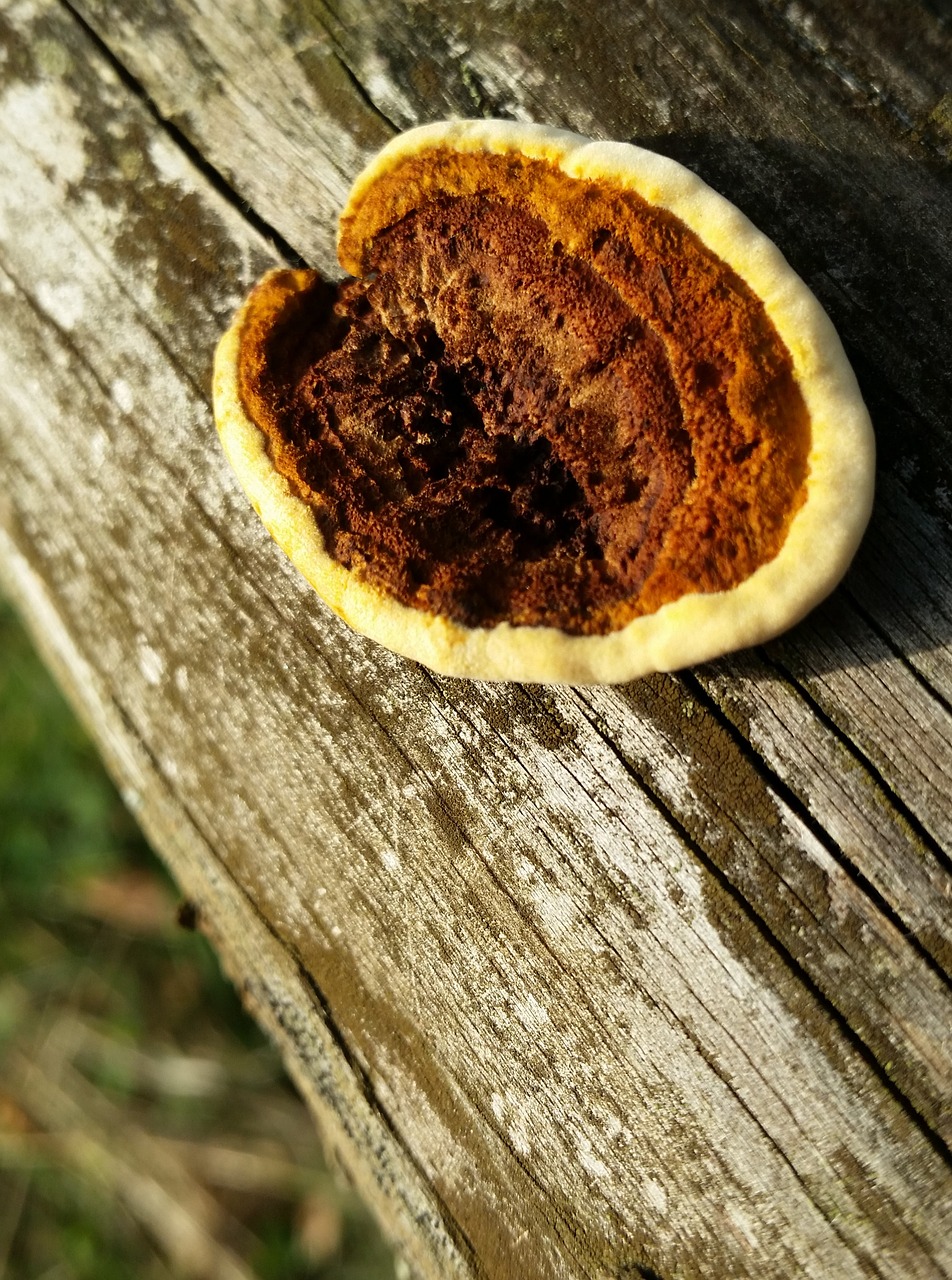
[0,592,395,1280]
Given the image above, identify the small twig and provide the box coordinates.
[158,1136,320,1196]
[64,1017,227,1098]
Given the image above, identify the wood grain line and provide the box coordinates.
[767,646,952,880]
[846,590,952,727]
[57,0,306,266]
[576,703,952,1162]
[684,667,952,985]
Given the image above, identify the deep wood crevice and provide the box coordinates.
[328,46,402,133]
[578,708,952,1171]
[845,584,952,725]
[682,667,952,988]
[764,648,952,882]
[57,0,307,268]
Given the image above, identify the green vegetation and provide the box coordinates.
[0,593,394,1280]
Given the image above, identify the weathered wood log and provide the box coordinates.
[1,0,950,1275]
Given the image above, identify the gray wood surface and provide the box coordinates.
[1,0,951,1275]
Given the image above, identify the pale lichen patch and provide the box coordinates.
[34,278,86,330]
[574,1134,611,1182]
[642,1177,668,1214]
[513,992,550,1032]
[33,36,72,79]
[491,1090,535,1159]
[111,376,135,414]
[137,635,166,687]
[0,79,87,188]
[89,428,109,470]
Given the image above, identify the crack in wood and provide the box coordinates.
[764,648,952,883]
[294,962,484,1276]
[577,708,952,1170]
[102,671,480,1279]
[682,667,952,989]
[751,0,930,141]
[327,47,401,134]
[668,1002,897,1278]
[845,586,952,727]
[56,0,307,268]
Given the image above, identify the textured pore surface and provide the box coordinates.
[239,152,811,634]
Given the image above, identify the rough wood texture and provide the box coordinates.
[2,0,951,1275]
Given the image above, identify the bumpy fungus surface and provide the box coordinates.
[238,150,810,635]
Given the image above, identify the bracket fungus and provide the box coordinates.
[213,120,874,684]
